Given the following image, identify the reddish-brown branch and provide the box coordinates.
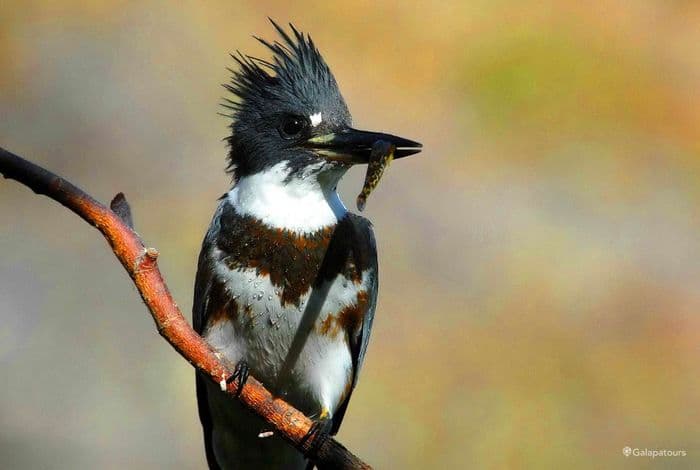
[0,147,371,470]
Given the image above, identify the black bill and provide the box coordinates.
[305,128,422,163]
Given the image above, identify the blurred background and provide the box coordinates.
[2,1,700,468]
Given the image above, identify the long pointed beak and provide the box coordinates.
[305,128,422,163]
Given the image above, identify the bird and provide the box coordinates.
[193,20,422,469]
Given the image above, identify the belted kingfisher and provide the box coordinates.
[193,20,422,469]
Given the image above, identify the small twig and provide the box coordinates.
[110,192,134,229]
[0,146,371,470]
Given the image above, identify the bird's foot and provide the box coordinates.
[301,409,332,461]
[225,360,249,397]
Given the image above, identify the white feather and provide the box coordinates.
[227,162,347,233]
[310,112,322,127]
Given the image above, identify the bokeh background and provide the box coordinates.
[2,1,700,468]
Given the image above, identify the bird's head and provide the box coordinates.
[223,20,421,188]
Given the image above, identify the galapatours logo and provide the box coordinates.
[622,446,687,458]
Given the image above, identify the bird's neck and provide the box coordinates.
[227,162,347,234]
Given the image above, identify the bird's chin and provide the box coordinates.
[296,154,349,175]
[311,149,363,165]
[305,159,349,191]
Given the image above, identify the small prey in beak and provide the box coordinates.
[305,128,422,210]
[356,140,395,211]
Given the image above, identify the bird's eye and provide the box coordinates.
[280,115,307,138]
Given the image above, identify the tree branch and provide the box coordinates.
[0,146,371,470]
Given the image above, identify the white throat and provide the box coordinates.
[227,162,347,233]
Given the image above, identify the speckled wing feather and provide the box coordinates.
[329,214,379,435]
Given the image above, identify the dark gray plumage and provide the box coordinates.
[193,19,421,470]
[223,21,351,180]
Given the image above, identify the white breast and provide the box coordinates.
[204,253,371,415]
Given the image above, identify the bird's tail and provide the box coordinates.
[196,372,222,470]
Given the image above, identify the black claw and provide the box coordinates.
[300,417,332,459]
[226,361,249,397]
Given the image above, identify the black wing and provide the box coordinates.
[330,214,379,435]
[193,203,225,470]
